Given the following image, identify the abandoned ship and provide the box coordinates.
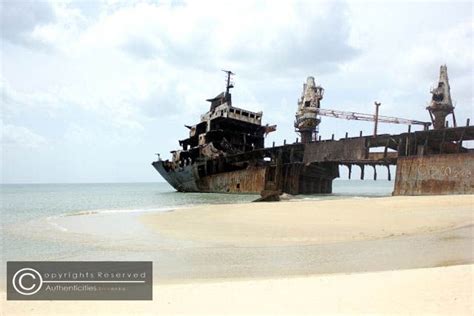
[152,67,474,196]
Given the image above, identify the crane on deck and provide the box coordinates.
[296,78,432,142]
[316,106,431,130]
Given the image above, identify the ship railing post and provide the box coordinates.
[457,129,465,153]
[373,101,381,137]
[383,138,389,158]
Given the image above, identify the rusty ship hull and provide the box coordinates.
[153,67,474,197]
[153,141,340,195]
[152,161,267,193]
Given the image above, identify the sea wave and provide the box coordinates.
[64,207,178,217]
[46,216,68,232]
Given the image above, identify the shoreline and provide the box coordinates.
[4,195,473,283]
[2,194,473,314]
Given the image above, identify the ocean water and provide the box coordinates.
[1,180,394,263]
[1,180,393,225]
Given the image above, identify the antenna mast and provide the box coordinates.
[222,70,235,96]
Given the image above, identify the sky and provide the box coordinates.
[1,0,473,184]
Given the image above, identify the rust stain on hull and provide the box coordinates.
[198,166,266,193]
[393,153,474,195]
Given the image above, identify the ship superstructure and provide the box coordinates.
[178,70,265,162]
[152,71,276,193]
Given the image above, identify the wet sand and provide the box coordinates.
[2,195,473,314]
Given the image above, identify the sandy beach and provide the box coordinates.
[2,195,473,315]
[2,264,472,315]
[140,195,474,246]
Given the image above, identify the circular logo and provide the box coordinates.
[12,268,43,296]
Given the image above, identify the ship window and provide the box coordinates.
[221,110,223,116]
[230,109,235,113]
[256,116,260,120]
[242,112,249,117]
[305,101,311,107]
[250,114,254,118]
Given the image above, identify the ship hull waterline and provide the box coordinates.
[152,159,338,195]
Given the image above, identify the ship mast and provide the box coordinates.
[222,69,235,105]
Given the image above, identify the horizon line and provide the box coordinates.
[0,179,393,185]
[0,181,168,185]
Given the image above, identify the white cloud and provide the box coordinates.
[43,0,356,75]
[0,0,56,46]
[2,0,357,128]
[1,124,47,149]
[1,79,64,120]
[320,1,473,120]
[63,122,141,146]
